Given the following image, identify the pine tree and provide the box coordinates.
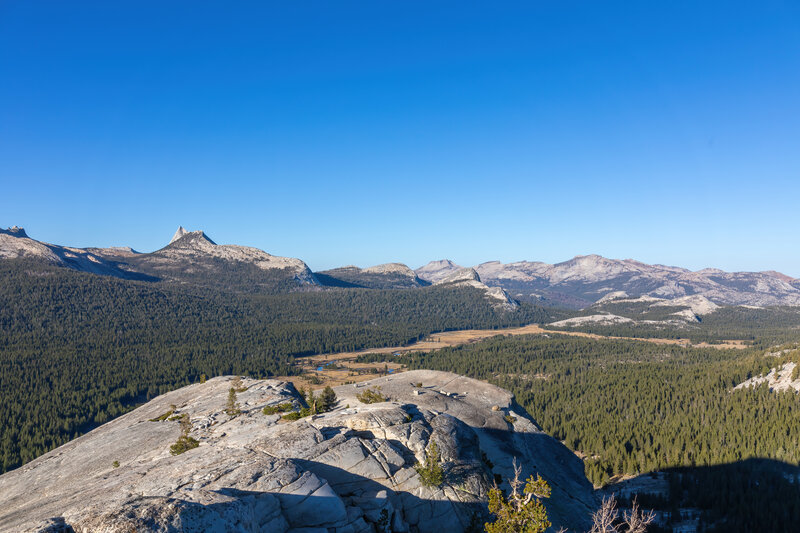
[484,460,551,533]
[320,386,337,412]
[225,387,241,416]
[414,440,444,488]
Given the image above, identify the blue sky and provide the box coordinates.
[2,2,799,274]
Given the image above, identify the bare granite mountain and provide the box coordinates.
[432,267,518,309]
[1,226,318,292]
[7,225,800,307]
[417,255,800,309]
[0,371,597,533]
[124,227,320,288]
[414,259,463,284]
[547,293,724,328]
[0,226,152,280]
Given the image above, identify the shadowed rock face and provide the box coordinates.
[315,263,429,290]
[0,371,597,533]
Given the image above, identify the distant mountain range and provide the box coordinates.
[416,255,800,308]
[3,225,799,308]
[0,225,317,294]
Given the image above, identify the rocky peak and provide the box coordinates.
[362,262,416,277]
[551,254,635,282]
[0,371,596,532]
[169,226,188,244]
[0,227,57,262]
[166,226,217,249]
[157,232,317,285]
[2,226,29,238]
[425,259,458,269]
[415,259,463,283]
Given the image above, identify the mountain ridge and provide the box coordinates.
[4,226,800,307]
[418,255,800,308]
[1,226,318,292]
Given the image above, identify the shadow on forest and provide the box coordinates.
[313,272,367,288]
[606,458,800,533]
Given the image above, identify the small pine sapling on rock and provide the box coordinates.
[225,387,241,416]
[414,440,444,488]
[484,459,551,533]
[169,414,199,455]
[356,387,387,404]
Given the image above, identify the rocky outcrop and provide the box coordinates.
[573,293,722,325]
[435,267,480,285]
[431,268,517,309]
[0,371,597,532]
[650,294,719,316]
[415,260,463,284]
[550,314,638,328]
[734,360,800,393]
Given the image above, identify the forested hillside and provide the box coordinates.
[0,259,551,473]
[395,334,800,530]
[547,305,800,347]
[399,334,800,483]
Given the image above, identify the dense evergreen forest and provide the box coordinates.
[549,305,800,348]
[398,334,800,482]
[390,333,800,529]
[0,260,552,473]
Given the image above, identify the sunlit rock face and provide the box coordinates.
[0,371,597,532]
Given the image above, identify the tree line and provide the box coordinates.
[399,333,800,530]
[0,259,552,473]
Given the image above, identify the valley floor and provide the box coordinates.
[279,323,749,390]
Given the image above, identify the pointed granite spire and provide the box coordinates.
[167,226,217,247]
[169,226,189,244]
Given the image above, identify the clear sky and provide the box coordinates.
[2,2,799,274]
